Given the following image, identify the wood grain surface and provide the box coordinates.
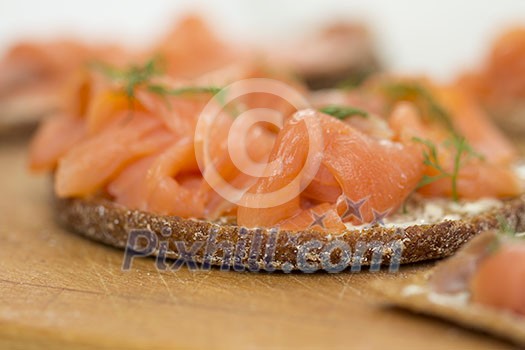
[0,138,519,349]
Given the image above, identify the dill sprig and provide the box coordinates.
[383,82,456,133]
[413,135,482,202]
[147,84,223,110]
[336,68,375,90]
[319,105,369,120]
[147,85,222,97]
[385,81,485,202]
[90,58,162,100]
[90,57,222,106]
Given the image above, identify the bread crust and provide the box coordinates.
[53,194,525,271]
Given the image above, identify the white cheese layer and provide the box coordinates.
[344,196,503,230]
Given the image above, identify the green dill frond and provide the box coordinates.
[147,85,222,97]
[89,57,164,99]
[412,135,482,201]
[336,68,375,90]
[319,105,369,120]
[383,82,455,133]
[90,57,224,111]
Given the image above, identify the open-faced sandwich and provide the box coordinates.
[26,27,525,273]
[373,229,525,346]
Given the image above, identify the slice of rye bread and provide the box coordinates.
[54,193,525,272]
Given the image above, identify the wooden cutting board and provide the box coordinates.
[0,138,517,350]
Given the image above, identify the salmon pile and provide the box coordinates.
[18,16,524,232]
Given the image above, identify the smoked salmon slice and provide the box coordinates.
[237,109,425,229]
[470,242,525,316]
[29,113,86,172]
[55,112,173,197]
[436,84,517,165]
[109,137,205,218]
